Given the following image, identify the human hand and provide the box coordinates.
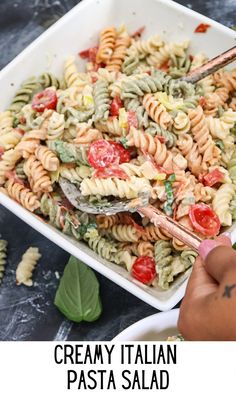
[178,235,236,340]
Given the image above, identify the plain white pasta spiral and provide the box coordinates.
[80,176,151,199]
[120,161,159,180]
[108,224,140,242]
[16,247,41,286]
[64,56,90,90]
[173,111,190,134]
[212,183,235,226]
[95,117,126,137]
[0,129,22,150]
[206,109,236,140]
[47,111,65,140]
[0,149,21,185]
[0,111,13,134]
[127,35,163,58]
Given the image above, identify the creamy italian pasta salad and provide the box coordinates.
[0,25,236,290]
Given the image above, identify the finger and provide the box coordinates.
[199,241,236,283]
[184,257,217,300]
[184,235,232,297]
[217,235,232,246]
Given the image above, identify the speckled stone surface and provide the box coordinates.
[0,0,235,341]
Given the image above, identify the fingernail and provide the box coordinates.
[198,239,219,261]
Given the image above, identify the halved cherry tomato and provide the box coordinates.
[110,96,124,117]
[79,46,98,63]
[93,165,130,180]
[32,89,57,112]
[109,141,131,164]
[127,111,138,130]
[131,256,157,285]
[189,204,221,237]
[194,23,211,33]
[88,140,115,169]
[202,169,224,187]
[131,26,145,39]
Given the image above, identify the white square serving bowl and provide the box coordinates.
[0,0,235,311]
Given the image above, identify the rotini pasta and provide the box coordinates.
[107,224,141,242]
[120,241,154,257]
[24,155,53,193]
[188,105,220,167]
[0,240,8,285]
[6,179,40,212]
[96,27,116,64]
[106,27,131,72]
[35,145,60,171]
[212,183,235,226]
[143,93,173,129]
[80,176,151,199]
[16,247,41,286]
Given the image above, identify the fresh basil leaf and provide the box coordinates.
[54,256,102,322]
[232,243,236,250]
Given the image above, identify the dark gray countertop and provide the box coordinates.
[0,0,235,341]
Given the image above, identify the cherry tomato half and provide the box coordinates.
[109,141,131,164]
[79,46,98,63]
[88,140,115,169]
[202,169,224,187]
[32,89,57,112]
[132,256,157,285]
[94,165,130,180]
[189,204,221,237]
[110,96,124,117]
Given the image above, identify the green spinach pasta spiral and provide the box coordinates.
[9,78,41,113]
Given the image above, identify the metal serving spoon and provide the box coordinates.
[59,178,202,250]
[59,46,236,249]
[59,178,150,215]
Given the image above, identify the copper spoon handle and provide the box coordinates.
[181,45,236,84]
[138,206,202,251]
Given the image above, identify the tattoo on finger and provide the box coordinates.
[222,284,236,299]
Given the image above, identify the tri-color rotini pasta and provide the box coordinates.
[1,25,236,290]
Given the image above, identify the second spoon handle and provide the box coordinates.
[182,45,236,84]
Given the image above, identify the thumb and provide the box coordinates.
[199,238,236,283]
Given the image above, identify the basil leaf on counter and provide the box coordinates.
[54,256,102,322]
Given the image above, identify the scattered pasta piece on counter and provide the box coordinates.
[0,240,8,285]
[16,247,41,286]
